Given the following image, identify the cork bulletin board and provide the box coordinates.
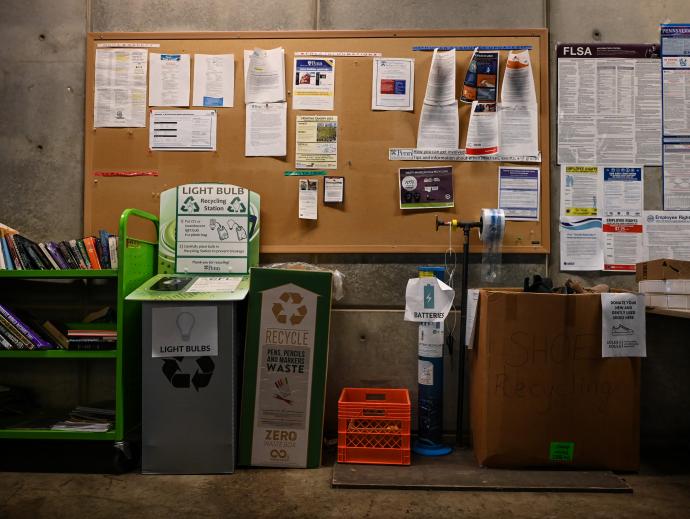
[84,29,549,253]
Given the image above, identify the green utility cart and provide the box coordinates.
[0,209,158,471]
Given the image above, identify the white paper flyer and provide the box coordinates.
[245,102,287,156]
[295,115,338,169]
[192,54,234,108]
[149,110,217,151]
[501,50,537,105]
[298,178,318,220]
[94,48,148,127]
[244,47,286,103]
[293,57,335,110]
[149,53,191,107]
[560,217,604,271]
[417,101,459,149]
[560,165,603,217]
[498,167,540,221]
[423,48,456,105]
[465,101,498,155]
[601,293,646,358]
[498,103,538,156]
[643,211,690,261]
[372,58,414,111]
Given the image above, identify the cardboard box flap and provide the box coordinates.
[636,258,690,281]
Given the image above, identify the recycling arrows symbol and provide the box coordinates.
[272,292,308,325]
[228,196,246,213]
[161,356,215,391]
[180,196,200,212]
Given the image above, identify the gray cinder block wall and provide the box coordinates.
[1,0,689,442]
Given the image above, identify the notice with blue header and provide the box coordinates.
[602,166,644,271]
[498,166,540,221]
[661,24,690,136]
[149,53,190,107]
[603,166,643,217]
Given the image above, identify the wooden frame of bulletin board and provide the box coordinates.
[84,29,549,253]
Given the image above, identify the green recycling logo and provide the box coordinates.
[161,356,214,391]
[228,196,246,213]
[272,292,308,325]
[180,196,200,212]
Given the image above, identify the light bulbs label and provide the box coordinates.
[151,306,218,357]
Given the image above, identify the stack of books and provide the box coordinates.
[0,303,117,351]
[51,403,115,432]
[0,303,54,350]
[42,322,117,351]
[0,225,118,271]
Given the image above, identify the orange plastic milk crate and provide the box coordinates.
[337,388,411,466]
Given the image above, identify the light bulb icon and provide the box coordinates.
[176,312,196,341]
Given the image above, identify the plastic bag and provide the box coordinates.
[262,262,345,301]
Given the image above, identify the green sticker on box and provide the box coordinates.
[549,441,575,463]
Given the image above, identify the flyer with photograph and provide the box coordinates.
[293,58,335,110]
[295,115,338,169]
[299,178,319,219]
[461,50,499,103]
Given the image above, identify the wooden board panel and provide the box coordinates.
[331,449,632,493]
[84,30,550,253]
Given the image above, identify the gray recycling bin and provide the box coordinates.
[128,274,249,474]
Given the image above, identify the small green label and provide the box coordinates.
[549,441,575,463]
[284,170,328,176]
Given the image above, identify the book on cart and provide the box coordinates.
[41,321,117,351]
[0,222,118,271]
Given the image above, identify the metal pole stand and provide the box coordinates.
[435,216,481,447]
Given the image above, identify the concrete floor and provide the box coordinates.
[1,460,689,518]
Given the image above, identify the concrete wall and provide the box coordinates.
[1,0,689,442]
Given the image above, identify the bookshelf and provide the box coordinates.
[0,429,117,441]
[0,269,117,279]
[0,349,118,359]
[0,209,158,470]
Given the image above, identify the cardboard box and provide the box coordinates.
[639,279,690,295]
[470,290,640,471]
[636,259,690,282]
[665,279,690,294]
[638,280,666,294]
[667,294,689,309]
[649,294,669,308]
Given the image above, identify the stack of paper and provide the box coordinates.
[498,50,539,156]
[51,404,115,432]
[417,49,459,149]
[244,47,287,156]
